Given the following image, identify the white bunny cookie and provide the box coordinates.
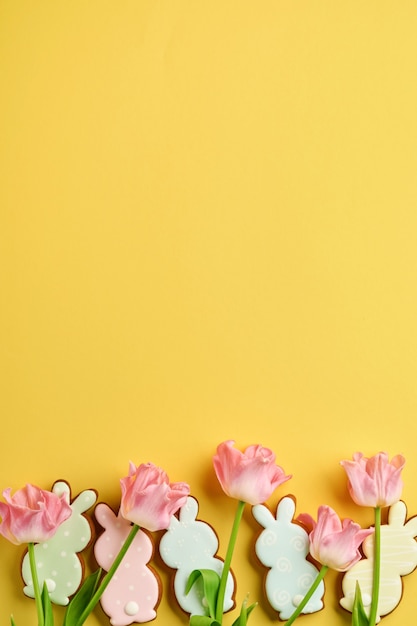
[159,496,235,617]
[21,480,97,605]
[253,496,324,620]
[340,500,417,622]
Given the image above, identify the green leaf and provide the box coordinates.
[63,568,102,626]
[352,581,370,626]
[189,616,221,626]
[186,569,221,619]
[231,598,257,626]
[10,616,16,626]
[41,583,54,626]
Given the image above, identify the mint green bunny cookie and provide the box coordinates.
[21,480,97,605]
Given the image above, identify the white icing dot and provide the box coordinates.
[129,585,134,591]
[124,601,139,616]
[136,546,142,552]
[52,571,57,577]
[106,536,111,542]
[67,581,72,587]
[60,551,67,557]
[108,553,114,559]
[64,531,70,537]
[81,536,86,542]
[124,562,131,568]
[37,562,43,568]
[116,599,121,606]
[45,579,56,592]
[42,543,48,549]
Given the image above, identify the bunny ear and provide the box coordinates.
[388,500,407,527]
[404,514,417,537]
[252,504,275,528]
[179,496,198,522]
[71,489,98,514]
[52,480,71,504]
[276,496,296,522]
[166,514,179,531]
[95,502,116,528]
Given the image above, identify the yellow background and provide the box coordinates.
[1,1,417,624]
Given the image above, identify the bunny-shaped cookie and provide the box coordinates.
[340,500,417,622]
[159,496,235,616]
[94,503,161,626]
[21,480,97,605]
[253,496,325,620]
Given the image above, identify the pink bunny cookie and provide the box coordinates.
[94,503,161,626]
[253,496,325,620]
[340,500,417,622]
[159,496,235,617]
[21,480,97,605]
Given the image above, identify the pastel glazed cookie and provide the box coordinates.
[252,496,325,620]
[340,500,417,622]
[21,480,97,605]
[94,503,161,626]
[159,496,235,616]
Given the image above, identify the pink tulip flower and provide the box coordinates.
[213,440,291,505]
[298,505,373,572]
[297,505,374,572]
[340,451,405,508]
[0,484,72,545]
[120,461,190,531]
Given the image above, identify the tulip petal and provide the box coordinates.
[213,440,291,505]
[341,452,405,508]
[120,462,190,531]
[306,505,373,572]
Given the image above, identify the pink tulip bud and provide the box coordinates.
[0,484,72,545]
[298,505,373,572]
[213,440,291,505]
[120,462,190,531]
[340,451,405,508]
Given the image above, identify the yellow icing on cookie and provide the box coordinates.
[340,500,417,622]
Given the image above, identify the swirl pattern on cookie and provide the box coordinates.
[253,496,324,620]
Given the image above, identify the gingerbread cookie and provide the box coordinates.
[159,496,235,617]
[94,503,161,626]
[340,500,417,622]
[253,496,325,620]
[21,480,97,605]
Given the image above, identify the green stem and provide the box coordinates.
[285,565,328,626]
[215,500,246,623]
[75,523,141,626]
[368,506,381,626]
[28,542,44,626]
